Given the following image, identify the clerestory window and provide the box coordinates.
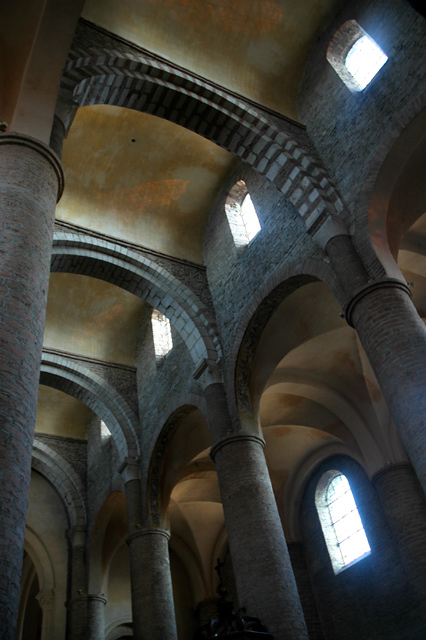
[327,20,388,92]
[316,471,371,573]
[151,309,173,364]
[225,180,261,249]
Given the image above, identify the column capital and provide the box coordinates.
[87,593,107,606]
[126,526,170,546]
[0,132,64,200]
[345,278,411,327]
[194,358,223,389]
[118,457,141,483]
[210,433,265,462]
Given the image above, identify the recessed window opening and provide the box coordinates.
[225,180,261,248]
[100,420,111,440]
[327,20,388,92]
[316,471,371,574]
[345,35,387,90]
[151,309,173,364]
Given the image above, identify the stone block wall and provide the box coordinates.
[301,455,424,639]
[298,0,426,242]
[204,162,324,391]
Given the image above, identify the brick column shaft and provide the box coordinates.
[287,542,324,640]
[211,434,309,640]
[126,528,178,640]
[87,594,107,640]
[68,528,88,640]
[373,464,426,611]
[0,133,63,638]
[350,285,426,491]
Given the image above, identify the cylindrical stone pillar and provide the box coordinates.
[211,434,309,640]
[0,133,63,638]
[347,282,426,492]
[287,542,324,640]
[325,235,426,495]
[67,527,88,640]
[87,594,107,640]
[121,459,178,640]
[372,463,426,612]
[126,528,178,640]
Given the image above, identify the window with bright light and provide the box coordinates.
[316,471,371,573]
[151,309,173,364]
[225,180,261,249]
[345,35,387,90]
[100,420,111,440]
[327,20,388,92]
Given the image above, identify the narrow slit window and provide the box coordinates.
[327,20,388,92]
[151,309,173,364]
[316,471,371,573]
[225,180,261,248]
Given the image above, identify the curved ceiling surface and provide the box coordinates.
[58,105,237,262]
[82,0,345,119]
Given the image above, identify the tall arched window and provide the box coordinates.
[151,309,173,364]
[327,20,388,92]
[316,471,371,573]
[225,180,261,249]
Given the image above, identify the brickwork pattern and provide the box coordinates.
[61,19,351,236]
[35,432,87,486]
[350,286,426,492]
[298,0,426,274]
[41,349,140,465]
[301,455,424,639]
[0,134,62,638]
[32,438,87,528]
[126,528,178,640]
[372,463,426,616]
[211,435,309,640]
[52,224,221,367]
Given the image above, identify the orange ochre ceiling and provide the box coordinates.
[82,0,345,120]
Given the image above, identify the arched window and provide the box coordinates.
[316,471,371,573]
[327,20,388,92]
[151,309,173,364]
[225,180,261,249]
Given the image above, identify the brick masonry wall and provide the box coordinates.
[86,414,122,540]
[301,455,424,639]
[298,0,426,269]
[135,317,203,462]
[203,162,324,401]
[35,433,87,486]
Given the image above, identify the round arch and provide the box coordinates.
[61,49,348,234]
[32,438,86,529]
[51,229,221,367]
[40,350,140,463]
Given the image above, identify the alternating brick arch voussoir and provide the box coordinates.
[51,231,221,366]
[31,438,87,529]
[40,351,140,463]
[63,50,346,232]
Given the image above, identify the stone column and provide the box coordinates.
[326,235,426,494]
[0,133,64,638]
[210,432,309,640]
[120,459,178,640]
[36,589,55,640]
[67,527,88,640]
[87,594,107,640]
[287,542,324,640]
[372,463,426,612]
